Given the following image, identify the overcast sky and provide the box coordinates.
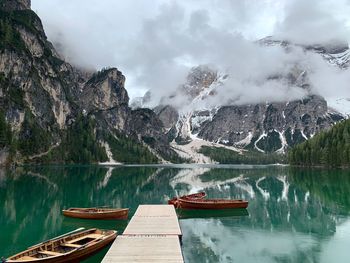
[32,0,350,107]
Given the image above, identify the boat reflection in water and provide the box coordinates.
[177,208,249,219]
[2,165,350,263]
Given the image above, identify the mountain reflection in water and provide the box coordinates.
[0,165,349,263]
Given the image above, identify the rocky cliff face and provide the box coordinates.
[1,0,31,11]
[1,1,345,164]
[0,3,76,154]
[196,95,342,152]
[0,1,177,165]
[151,63,344,158]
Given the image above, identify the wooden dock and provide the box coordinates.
[101,205,184,262]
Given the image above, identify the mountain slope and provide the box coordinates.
[0,0,178,165]
[289,119,350,167]
[146,65,344,162]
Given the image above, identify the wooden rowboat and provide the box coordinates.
[168,192,206,205]
[6,228,116,262]
[62,208,129,220]
[177,198,248,210]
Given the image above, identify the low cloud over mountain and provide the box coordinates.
[32,0,350,109]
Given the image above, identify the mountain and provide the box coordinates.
[139,41,347,162]
[288,119,350,167]
[0,0,179,165]
[0,0,31,11]
[259,36,350,116]
[1,0,347,165]
[259,36,350,69]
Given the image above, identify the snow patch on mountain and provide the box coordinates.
[322,49,350,68]
[254,133,267,153]
[171,139,214,164]
[171,136,241,164]
[99,142,121,165]
[327,98,350,117]
[276,131,288,154]
[235,132,253,147]
[300,130,308,140]
[191,108,219,132]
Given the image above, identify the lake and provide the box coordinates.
[0,165,349,262]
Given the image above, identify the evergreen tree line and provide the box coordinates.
[37,115,108,164]
[0,10,28,51]
[18,110,51,156]
[288,119,350,167]
[60,115,108,163]
[0,110,160,164]
[36,115,160,164]
[106,132,159,164]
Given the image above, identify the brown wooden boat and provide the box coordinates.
[177,198,248,210]
[62,208,129,220]
[168,192,206,206]
[6,228,116,262]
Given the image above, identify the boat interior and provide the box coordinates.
[8,229,111,261]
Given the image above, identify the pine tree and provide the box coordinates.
[289,120,350,167]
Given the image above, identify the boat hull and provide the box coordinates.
[178,199,248,210]
[62,208,129,220]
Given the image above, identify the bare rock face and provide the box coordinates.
[181,66,218,99]
[1,0,31,11]
[81,68,128,112]
[154,105,179,131]
[78,68,130,131]
[197,95,343,152]
[0,2,176,164]
[150,63,344,154]
[127,109,169,155]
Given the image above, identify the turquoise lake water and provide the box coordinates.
[0,165,349,262]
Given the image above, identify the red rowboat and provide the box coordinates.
[177,198,248,210]
[62,208,129,220]
[168,192,206,206]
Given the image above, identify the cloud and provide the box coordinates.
[31,0,350,109]
[275,0,350,45]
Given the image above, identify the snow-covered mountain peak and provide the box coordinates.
[259,36,350,68]
[135,38,347,162]
[180,65,221,106]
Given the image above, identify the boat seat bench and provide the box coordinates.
[19,256,37,260]
[85,234,104,239]
[39,250,62,256]
[67,234,104,244]
[61,243,81,248]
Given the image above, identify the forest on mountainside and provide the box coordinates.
[289,119,350,167]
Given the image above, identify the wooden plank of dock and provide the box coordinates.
[124,205,182,236]
[102,205,184,262]
[123,214,181,236]
[133,204,177,217]
[101,235,184,263]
